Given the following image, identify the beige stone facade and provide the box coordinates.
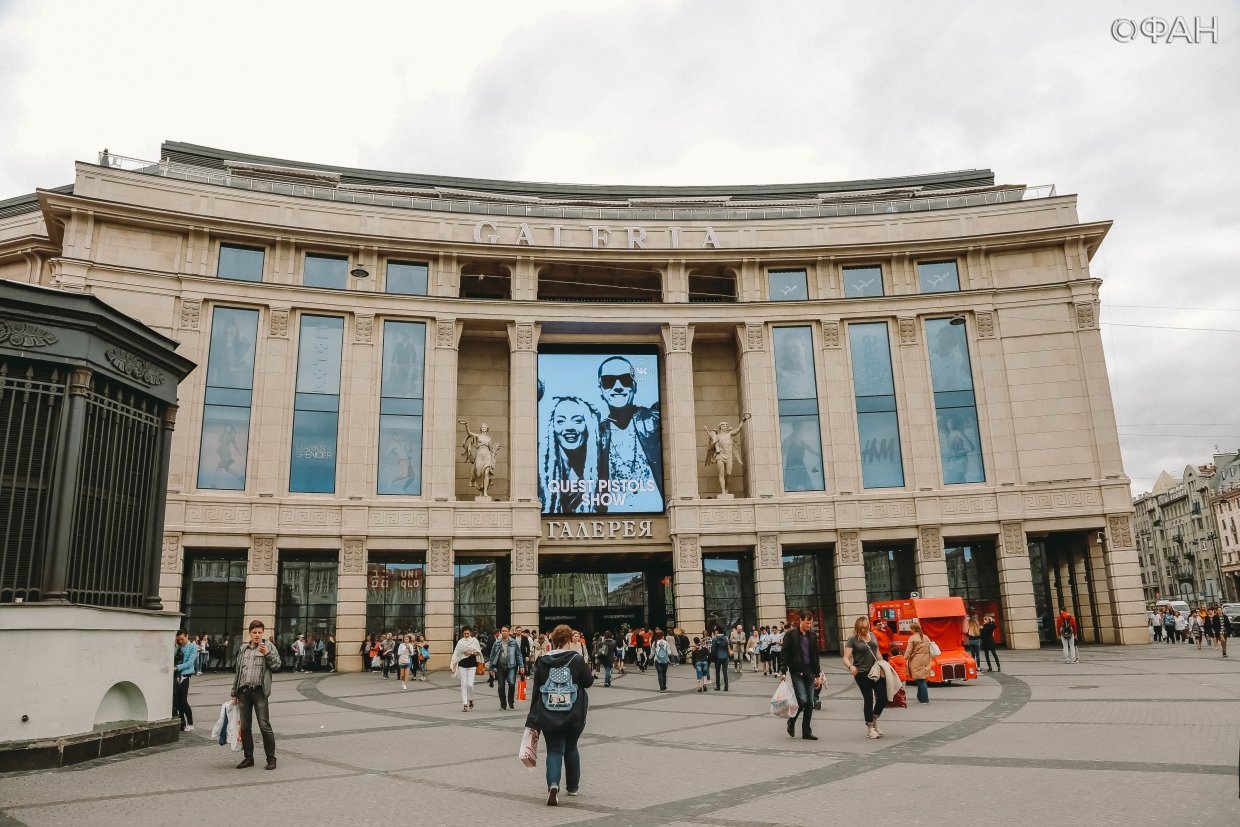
[0,145,1148,668]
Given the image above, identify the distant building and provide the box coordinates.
[1208,452,1240,602]
[1134,460,1231,605]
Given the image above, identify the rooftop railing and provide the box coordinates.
[94,151,1057,222]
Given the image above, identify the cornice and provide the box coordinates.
[40,187,1108,263]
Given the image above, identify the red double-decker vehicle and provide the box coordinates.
[869,597,978,684]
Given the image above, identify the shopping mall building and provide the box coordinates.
[0,142,1147,668]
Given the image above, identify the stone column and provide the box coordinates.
[834,530,868,648]
[1085,529,1116,643]
[662,324,698,500]
[511,538,540,632]
[755,534,788,627]
[896,317,938,489]
[243,536,278,633]
[337,537,367,672]
[511,257,537,302]
[342,314,377,497]
[996,521,1040,649]
[425,537,455,668]
[253,308,292,495]
[916,526,949,597]
[427,320,462,501]
[159,534,184,612]
[41,367,92,602]
[820,319,858,493]
[673,535,705,634]
[973,309,1018,485]
[736,324,779,498]
[1074,303,1125,479]
[1104,514,1148,644]
[507,322,540,502]
[664,260,688,303]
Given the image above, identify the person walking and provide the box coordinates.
[1174,611,1187,644]
[842,616,888,740]
[489,625,524,710]
[768,627,783,678]
[595,631,617,687]
[710,627,731,691]
[691,636,711,692]
[980,615,1001,672]
[380,633,397,679]
[231,620,282,770]
[415,634,430,680]
[526,624,595,806]
[324,635,336,673]
[730,623,747,673]
[173,630,198,731]
[1162,610,1176,644]
[360,634,374,672]
[781,610,821,740]
[652,631,671,691]
[397,634,416,689]
[1152,610,1163,642]
[450,627,484,711]
[1057,609,1079,663]
[904,620,933,704]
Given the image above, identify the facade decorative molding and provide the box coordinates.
[1000,521,1027,557]
[918,525,944,561]
[1075,301,1097,330]
[941,495,996,517]
[508,322,538,353]
[898,317,917,346]
[68,367,92,395]
[742,323,765,352]
[269,307,290,338]
[838,530,861,565]
[777,503,834,525]
[368,509,430,528]
[975,310,995,339]
[342,537,366,574]
[279,507,342,527]
[700,507,752,527]
[161,404,179,431]
[0,320,59,349]
[353,314,373,345]
[676,534,700,570]
[185,504,251,524]
[160,534,182,573]
[179,299,201,331]
[250,536,276,574]
[758,533,780,569]
[435,319,461,350]
[1107,513,1134,548]
[860,499,916,521]
[1023,489,1102,511]
[513,538,537,573]
[821,319,841,349]
[455,510,514,529]
[104,348,165,386]
[664,324,691,353]
[428,538,452,573]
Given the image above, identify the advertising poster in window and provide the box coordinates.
[538,346,664,515]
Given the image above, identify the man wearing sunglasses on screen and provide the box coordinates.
[596,356,662,512]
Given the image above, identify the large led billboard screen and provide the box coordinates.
[538,346,664,515]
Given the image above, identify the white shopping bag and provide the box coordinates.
[519,727,539,768]
[770,677,799,719]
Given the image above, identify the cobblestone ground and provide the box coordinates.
[2,642,1237,826]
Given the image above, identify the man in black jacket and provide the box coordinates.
[781,610,821,740]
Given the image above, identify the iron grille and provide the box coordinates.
[0,361,65,603]
[65,378,161,609]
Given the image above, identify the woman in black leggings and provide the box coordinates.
[980,615,1000,672]
[842,616,887,739]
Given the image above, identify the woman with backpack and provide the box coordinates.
[652,631,672,691]
[526,624,595,806]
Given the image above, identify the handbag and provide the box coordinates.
[891,687,908,709]
[475,661,488,676]
[517,676,527,701]
[518,727,539,768]
[928,639,942,658]
[769,676,799,719]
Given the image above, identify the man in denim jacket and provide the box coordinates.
[489,626,525,710]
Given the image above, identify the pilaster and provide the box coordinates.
[996,521,1040,649]
[427,319,462,501]
[425,537,455,668]
[736,323,779,498]
[820,317,857,493]
[337,536,367,672]
[755,533,788,627]
[243,536,278,634]
[834,529,868,648]
[662,323,698,501]
[673,535,705,634]
[342,314,377,497]
[511,538,540,631]
[1104,513,1148,644]
[507,322,540,502]
[915,525,948,597]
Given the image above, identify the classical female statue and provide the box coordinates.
[704,413,751,497]
[458,420,500,498]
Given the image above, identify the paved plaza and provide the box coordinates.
[2,643,1237,826]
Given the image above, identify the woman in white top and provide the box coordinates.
[397,634,416,689]
[450,627,485,711]
[567,630,590,660]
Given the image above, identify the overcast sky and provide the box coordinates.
[2,1,1236,494]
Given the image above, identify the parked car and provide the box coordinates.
[1221,603,1240,635]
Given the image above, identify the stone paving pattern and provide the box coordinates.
[1,644,1237,825]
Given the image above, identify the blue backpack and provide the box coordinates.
[653,639,670,664]
[712,634,730,661]
[541,665,578,712]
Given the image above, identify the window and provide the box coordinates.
[782,550,838,651]
[864,545,916,602]
[304,253,348,290]
[276,554,338,666]
[848,323,904,488]
[925,318,985,484]
[946,542,1002,617]
[773,326,825,492]
[290,316,344,493]
[842,265,883,298]
[704,554,756,635]
[386,261,429,296]
[180,553,248,667]
[455,559,499,637]
[218,244,265,282]
[377,321,426,495]
[918,260,960,293]
[198,307,259,490]
[768,269,809,301]
[366,556,425,634]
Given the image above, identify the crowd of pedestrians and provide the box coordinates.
[1151,607,1231,656]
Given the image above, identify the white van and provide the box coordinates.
[1155,599,1192,618]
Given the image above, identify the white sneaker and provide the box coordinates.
[183,725,195,732]
[866,726,879,739]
